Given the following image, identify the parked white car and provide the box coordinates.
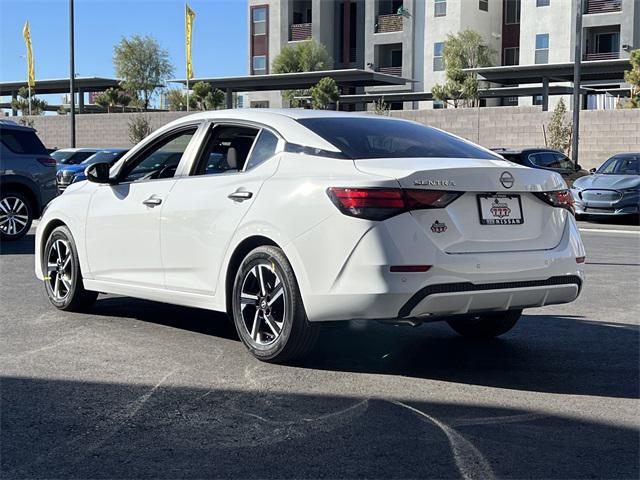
[35,109,585,362]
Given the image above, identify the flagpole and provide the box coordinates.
[28,85,32,116]
[186,77,190,112]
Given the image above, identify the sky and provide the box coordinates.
[0,0,248,105]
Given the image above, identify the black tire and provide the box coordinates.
[0,190,33,241]
[43,226,98,311]
[447,309,522,339]
[231,246,319,363]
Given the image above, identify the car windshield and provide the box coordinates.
[597,155,640,175]
[51,150,76,163]
[297,117,501,160]
[82,150,125,166]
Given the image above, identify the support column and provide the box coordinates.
[542,77,549,111]
[78,87,85,114]
[225,88,233,109]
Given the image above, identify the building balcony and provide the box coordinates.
[289,23,312,41]
[584,0,622,15]
[375,14,403,33]
[377,66,403,76]
[583,51,620,61]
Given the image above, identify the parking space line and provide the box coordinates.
[579,228,640,235]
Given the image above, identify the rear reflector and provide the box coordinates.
[327,187,461,221]
[390,265,432,273]
[576,256,586,264]
[37,156,57,167]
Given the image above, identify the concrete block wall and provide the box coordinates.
[392,106,640,170]
[22,106,640,170]
[27,112,191,150]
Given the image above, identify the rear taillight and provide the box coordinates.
[37,156,57,167]
[327,187,461,220]
[534,190,575,212]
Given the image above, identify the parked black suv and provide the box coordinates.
[492,148,590,187]
[0,121,57,240]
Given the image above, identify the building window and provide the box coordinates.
[505,0,521,24]
[536,0,550,6]
[479,0,488,11]
[433,100,445,109]
[535,34,549,64]
[503,47,519,65]
[434,0,446,17]
[253,55,266,73]
[252,7,266,35]
[596,32,620,54]
[433,42,445,71]
[533,95,543,106]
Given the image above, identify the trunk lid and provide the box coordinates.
[354,157,569,253]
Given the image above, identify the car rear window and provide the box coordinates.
[297,117,500,160]
[0,127,48,155]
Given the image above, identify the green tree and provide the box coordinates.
[623,49,640,108]
[113,35,174,111]
[11,87,47,115]
[128,115,153,145]
[190,81,225,110]
[94,87,132,113]
[166,89,193,111]
[373,97,391,116]
[432,29,494,108]
[546,98,573,155]
[310,77,339,109]
[272,40,333,107]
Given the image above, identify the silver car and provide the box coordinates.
[572,153,640,218]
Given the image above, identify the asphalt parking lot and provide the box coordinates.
[1,220,639,479]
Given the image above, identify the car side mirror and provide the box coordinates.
[85,161,112,184]
[589,167,596,174]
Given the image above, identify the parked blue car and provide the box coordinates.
[56,148,128,192]
[572,153,640,218]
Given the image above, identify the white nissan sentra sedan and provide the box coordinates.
[35,109,585,362]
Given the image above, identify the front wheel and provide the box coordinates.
[447,309,522,338]
[43,226,98,311]
[231,246,319,363]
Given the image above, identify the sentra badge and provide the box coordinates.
[414,179,456,187]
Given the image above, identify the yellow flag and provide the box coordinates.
[185,4,196,80]
[22,21,35,88]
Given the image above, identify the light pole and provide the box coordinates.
[571,0,583,165]
[69,0,76,147]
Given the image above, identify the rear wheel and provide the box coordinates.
[232,246,319,363]
[0,190,32,241]
[44,226,98,311]
[447,309,522,338]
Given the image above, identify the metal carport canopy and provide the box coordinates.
[466,59,632,85]
[170,69,410,108]
[0,77,121,96]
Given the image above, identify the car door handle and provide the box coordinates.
[228,190,253,201]
[142,195,162,207]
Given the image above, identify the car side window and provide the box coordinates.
[529,152,555,168]
[119,127,197,183]
[192,125,259,176]
[552,153,573,170]
[245,130,279,170]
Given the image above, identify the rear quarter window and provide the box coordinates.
[0,128,48,155]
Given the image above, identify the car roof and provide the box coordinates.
[54,147,100,153]
[492,147,560,154]
[160,109,418,153]
[0,119,37,132]
[96,148,128,153]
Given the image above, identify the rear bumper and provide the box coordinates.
[294,212,585,322]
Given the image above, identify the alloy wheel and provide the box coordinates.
[0,196,30,237]
[46,239,73,301]
[239,262,286,346]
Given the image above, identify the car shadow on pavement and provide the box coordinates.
[89,296,239,341]
[294,314,640,400]
[0,234,35,255]
[1,376,638,479]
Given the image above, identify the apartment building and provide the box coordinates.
[247,0,639,109]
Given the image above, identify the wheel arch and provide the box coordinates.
[224,235,280,315]
[0,176,41,216]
